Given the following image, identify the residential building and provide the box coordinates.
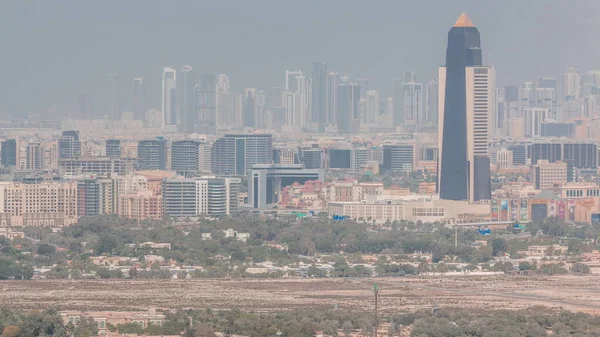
[530,160,568,190]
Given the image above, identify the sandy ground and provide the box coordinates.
[2,275,600,314]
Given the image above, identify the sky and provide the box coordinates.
[1,0,599,116]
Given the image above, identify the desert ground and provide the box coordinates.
[2,275,600,314]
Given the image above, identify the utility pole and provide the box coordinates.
[373,283,379,337]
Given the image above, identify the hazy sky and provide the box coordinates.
[1,0,599,116]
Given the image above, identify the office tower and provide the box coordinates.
[255,90,266,128]
[59,130,82,159]
[0,139,17,167]
[162,67,177,129]
[508,144,527,166]
[438,13,494,202]
[529,142,597,169]
[350,145,369,174]
[137,138,167,170]
[171,140,200,174]
[194,71,217,134]
[425,78,439,126]
[524,108,550,138]
[563,67,581,100]
[132,78,146,121]
[336,82,360,133]
[230,92,243,127]
[285,70,303,93]
[247,164,325,208]
[283,71,308,130]
[198,142,213,172]
[25,142,42,171]
[77,179,102,217]
[326,72,340,126]
[163,177,241,217]
[108,73,120,120]
[242,88,257,128]
[105,139,121,158]
[356,78,370,98]
[212,134,273,176]
[365,90,379,124]
[530,160,568,189]
[327,149,351,169]
[541,121,576,138]
[311,62,327,132]
[382,144,415,173]
[178,65,195,133]
[216,74,232,127]
[399,76,423,127]
[299,146,322,169]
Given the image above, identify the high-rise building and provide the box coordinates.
[563,67,581,100]
[105,139,121,158]
[438,13,494,202]
[132,78,146,121]
[77,179,102,217]
[194,71,217,134]
[524,108,550,138]
[243,88,256,128]
[530,160,568,190]
[284,71,307,130]
[529,142,597,169]
[212,134,273,176]
[108,73,120,120]
[162,67,177,129]
[255,90,267,128]
[163,177,241,217]
[383,144,415,173]
[299,147,322,169]
[326,72,340,126]
[0,139,17,167]
[336,82,360,133]
[400,76,423,127]
[425,78,439,126]
[137,138,167,171]
[171,140,200,175]
[198,142,213,173]
[58,131,82,159]
[312,62,327,132]
[178,65,195,133]
[216,74,232,127]
[365,90,379,124]
[25,142,42,171]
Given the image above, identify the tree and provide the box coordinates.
[95,234,118,255]
[1,325,20,337]
[518,261,536,271]
[19,308,66,337]
[491,238,508,257]
[572,263,591,274]
[36,244,56,256]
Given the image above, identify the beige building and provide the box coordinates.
[118,190,163,220]
[495,148,513,168]
[553,182,600,199]
[530,160,568,190]
[1,181,78,219]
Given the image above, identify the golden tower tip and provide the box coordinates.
[453,12,475,27]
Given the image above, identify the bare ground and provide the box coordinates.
[2,275,600,314]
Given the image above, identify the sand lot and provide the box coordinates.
[2,275,600,313]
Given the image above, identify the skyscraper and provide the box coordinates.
[178,65,195,133]
[393,73,423,130]
[1,139,17,167]
[132,78,146,121]
[438,13,494,202]
[311,62,327,132]
[425,78,439,126]
[162,67,177,130]
[171,140,200,174]
[25,142,42,171]
[216,74,231,127]
[137,138,167,171]
[194,71,217,134]
[336,82,360,134]
[243,88,257,128]
[326,72,340,126]
[212,134,273,176]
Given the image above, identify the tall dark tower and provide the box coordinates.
[438,13,492,202]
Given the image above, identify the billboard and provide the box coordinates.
[520,199,528,221]
[510,200,518,221]
[500,199,509,221]
[568,200,576,222]
[491,200,499,221]
[557,200,566,220]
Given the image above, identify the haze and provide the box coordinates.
[1,0,598,115]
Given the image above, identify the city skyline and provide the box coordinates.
[1,0,600,115]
